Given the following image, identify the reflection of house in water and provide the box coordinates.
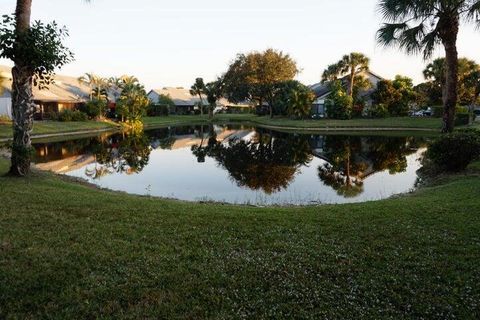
[35,154,96,174]
[149,125,252,150]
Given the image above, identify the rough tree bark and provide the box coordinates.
[440,17,459,133]
[10,0,35,176]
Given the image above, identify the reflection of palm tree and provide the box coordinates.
[86,130,151,178]
[317,136,366,198]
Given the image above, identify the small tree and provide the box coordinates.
[274,81,315,119]
[116,81,149,125]
[204,80,223,119]
[190,78,206,116]
[325,81,354,119]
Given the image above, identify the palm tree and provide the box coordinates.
[322,53,370,98]
[78,73,107,100]
[8,0,91,176]
[376,0,480,133]
[190,78,206,116]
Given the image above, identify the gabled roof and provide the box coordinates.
[0,65,90,103]
[148,87,208,106]
[309,70,384,98]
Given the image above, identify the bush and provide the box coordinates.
[425,129,480,172]
[368,104,389,118]
[455,113,470,126]
[147,104,169,117]
[80,99,107,119]
[57,109,88,122]
[0,115,11,122]
[432,106,443,118]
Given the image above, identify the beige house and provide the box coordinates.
[0,65,90,119]
[147,87,252,115]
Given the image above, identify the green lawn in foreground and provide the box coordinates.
[0,120,118,139]
[0,157,479,318]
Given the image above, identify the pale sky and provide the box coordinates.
[1,0,480,90]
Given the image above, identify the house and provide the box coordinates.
[309,71,384,117]
[147,87,252,115]
[147,87,205,115]
[0,65,91,119]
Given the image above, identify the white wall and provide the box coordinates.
[0,97,12,119]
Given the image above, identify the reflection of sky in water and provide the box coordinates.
[64,144,424,206]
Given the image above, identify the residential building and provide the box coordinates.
[309,71,384,117]
[0,65,90,119]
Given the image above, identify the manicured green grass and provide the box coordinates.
[144,115,444,131]
[142,114,256,128]
[0,121,118,139]
[253,116,443,130]
[0,157,479,318]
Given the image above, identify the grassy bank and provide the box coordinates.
[1,157,479,318]
[144,115,444,131]
[0,120,118,140]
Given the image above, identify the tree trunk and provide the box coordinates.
[9,0,34,176]
[198,94,203,116]
[440,19,459,133]
[349,69,355,98]
[208,103,214,120]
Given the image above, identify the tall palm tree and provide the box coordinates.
[376,0,480,133]
[321,53,370,99]
[190,78,206,116]
[9,0,91,176]
[339,53,370,98]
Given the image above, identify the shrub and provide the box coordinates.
[147,104,169,117]
[432,106,443,118]
[80,99,107,119]
[0,115,11,122]
[57,109,88,122]
[455,113,470,126]
[58,109,73,122]
[71,110,88,121]
[425,129,480,172]
[368,104,389,118]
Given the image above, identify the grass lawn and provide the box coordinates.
[0,157,479,318]
[0,121,118,140]
[144,115,446,131]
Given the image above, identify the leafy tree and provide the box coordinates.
[376,0,480,132]
[190,78,206,116]
[204,79,223,119]
[273,80,315,119]
[157,94,174,107]
[222,49,298,118]
[322,52,370,99]
[373,75,416,116]
[324,81,353,119]
[116,79,149,124]
[423,57,480,105]
[0,11,74,176]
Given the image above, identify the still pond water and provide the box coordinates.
[33,125,427,205]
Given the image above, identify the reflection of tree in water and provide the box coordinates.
[317,135,424,198]
[192,128,313,194]
[317,136,366,198]
[86,130,151,178]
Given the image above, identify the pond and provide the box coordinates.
[33,124,428,205]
